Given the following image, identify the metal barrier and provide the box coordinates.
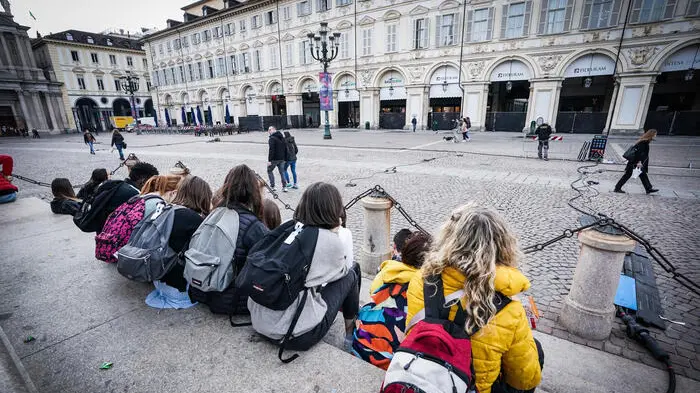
[379,113,406,129]
[645,111,700,136]
[555,112,608,134]
[484,112,526,132]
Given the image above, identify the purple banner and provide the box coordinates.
[319,72,333,111]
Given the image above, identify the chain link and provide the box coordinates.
[343,185,430,236]
[12,154,136,189]
[255,172,295,212]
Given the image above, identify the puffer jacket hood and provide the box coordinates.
[370,259,419,293]
[406,265,541,393]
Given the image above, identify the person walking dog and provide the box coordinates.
[614,129,659,195]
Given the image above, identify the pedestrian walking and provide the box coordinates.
[266,126,288,192]
[111,129,126,160]
[452,118,461,143]
[283,131,299,189]
[462,116,471,141]
[535,122,553,160]
[614,129,659,195]
[411,116,417,132]
[83,129,96,155]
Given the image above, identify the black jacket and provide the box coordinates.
[77,182,99,200]
[50,198,81,215]
[83,133,95,144]
[104,179,140,217]
[268,131,287,162]
[631,141,650,169]
[111,133,124,147]
[285,136,298,161]
[535,124,553,140]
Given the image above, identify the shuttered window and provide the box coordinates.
[630,0,676,23]
[436,13,459,47]
[413,18,429,49]
[538,0,574,34]
[688,0,700,16]
[501,1,532,39]
[581,0,622,29]
[467,8,494,42]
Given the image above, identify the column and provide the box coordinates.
[262,97,272,117]
[359,88,378,129]
[525,78,564,132]
[0,35,15,69]
[359,195,393,275]
[405,85,427,130]
[462,82,490,132]
[44,93,59,132]
[286,93,302,116]
[331,93,339,128]
[606,73,656,135]
[17,91,36,130]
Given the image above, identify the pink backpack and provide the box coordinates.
[95,195,163,263]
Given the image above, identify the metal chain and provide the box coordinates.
[344,185,430,236]
[12,154,136,189]
[255,172,295,212]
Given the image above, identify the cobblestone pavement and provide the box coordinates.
[2,131,699,380]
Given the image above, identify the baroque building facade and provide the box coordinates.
[143,0,700,134]
[32,30,154,132]
[0,2,68,133]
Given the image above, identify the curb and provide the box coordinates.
[0,325,39,393]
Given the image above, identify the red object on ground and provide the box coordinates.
[0,155,18,194]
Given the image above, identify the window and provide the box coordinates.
[338,32,349,58]
[252,15,262,29]
[174,38,181,50]
[178,66,185,83]
[126,56,133,66]
[192,33,201,45]
[182,36,189,47]
[386,25,398,52]
[170,68,176,85]
[241,52,251,73]
[167,41,172,53]
[414,18,429,49]
[283,6,292,20]
[337,0,352,6]
[538,0,573,34]
[213,26,222,38]
[159,44,164,55]
[71,50,80,62]
[266,10,278,25]
[502,2,532,39]
[115,79,121,90]
[229,55,238,75]
[254,50,262,71]
[300,40,312,64]
[203,30,211,41]
[143,58,148,68]
[77,76,86,90]
[469,8,493,41]
[581,0,621,29]
[224,23,234,36]
[269,47,279,69]
[87,36,94,44]
[207,60,215,78]
[91,53,99,63]
[689,0,700,16]
[97,78,104,91]
[239,20,247,32]
[285,43,294,66]
[197,62,204,80]
[630,0,675,23]
[187,64,194,81]
[298,1,312,16]
[362,29,372,56]
[317,0,331,12]
[66,33,73,41]
[146,81,152,91]
[437,14,456,46]
[109,54,117,65]
[217,57,226,77]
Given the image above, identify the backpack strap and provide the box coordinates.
[423,274,447,320]
[278,289,309,363]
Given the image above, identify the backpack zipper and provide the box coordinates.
[284,273,293,300]
[446,363,458,393]
[403,352,422,370]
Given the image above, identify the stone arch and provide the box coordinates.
[423,61,465,85]
[265,79,283,95]
[333,71,357,90]
[555,49,622,77]
[296,75,319,93]
[112,98,131,116]
[335,20,353,30]
[239,83,255,99]
[484,55,538,81]
[180,91,189,105]
[163,93,173,106]
[372,66,408,88]
[197,88,209,103]
[216,86,229,101]
[649,39,700,72]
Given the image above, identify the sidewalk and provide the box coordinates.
[1,197,698,392]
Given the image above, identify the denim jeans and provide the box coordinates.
[115,143,124,159]
[87,141,94,153]
[283,160,297,185]
[267,160,287,188]
[537,141,549,159]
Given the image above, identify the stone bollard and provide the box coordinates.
[559,225,636,340]
[359,195,393,276]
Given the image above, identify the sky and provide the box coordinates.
[10,0,185,37]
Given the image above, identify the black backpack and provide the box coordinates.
[235,220,318,311]
[73,180,125,233]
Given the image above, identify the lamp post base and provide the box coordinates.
[323,110,332,139]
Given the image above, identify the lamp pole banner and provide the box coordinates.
[319,72,333,111]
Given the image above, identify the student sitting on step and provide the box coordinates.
[0,155,18,204]
[391,228,413,262]
[262,198,281,230]
[77,168,108,200]
[50,178,81,215]
[351,232,432,370]
[405,202,543,393]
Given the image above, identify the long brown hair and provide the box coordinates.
[140,175,181,201]
[637,129,657,143]
[51,178,79,201]
[294,182,344,229]
[215,164,263,219]
[263,199,281,229]
[172,176,212,216]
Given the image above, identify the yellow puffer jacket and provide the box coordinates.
[405,266,541,393]
[370,260,419,293]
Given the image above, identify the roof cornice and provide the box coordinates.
[32,38,146,54]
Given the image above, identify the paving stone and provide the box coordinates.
[603,342,623,356]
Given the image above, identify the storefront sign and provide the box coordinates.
[338,76,359,102]
[490,61,531,82]
[660,45,700,72]
[379,72,407,100]
[319,72,333,111]
[430,66,462,98]
[564,54,615,77]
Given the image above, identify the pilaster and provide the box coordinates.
[607,73,657,135]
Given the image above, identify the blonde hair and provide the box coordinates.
[140,175,181,202]
[637,129,657,143]
[422,202,522,335]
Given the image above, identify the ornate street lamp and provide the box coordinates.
[307,22,340,140]
[584,77,593,88]
[119,71,140,132]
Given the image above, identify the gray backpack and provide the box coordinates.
[183,207,240,292]
[116,203,180,282]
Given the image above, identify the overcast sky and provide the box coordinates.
[11,0,184,36]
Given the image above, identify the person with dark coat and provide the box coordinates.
[535,122,553,160]
[77,168,109,200]
[266,126,288,192]
[50,178,81,215]
[111,130,126,160]
[615,129,659,194]
[83,129,96,155]
[411,117,417,132]
[283,131,299,189]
